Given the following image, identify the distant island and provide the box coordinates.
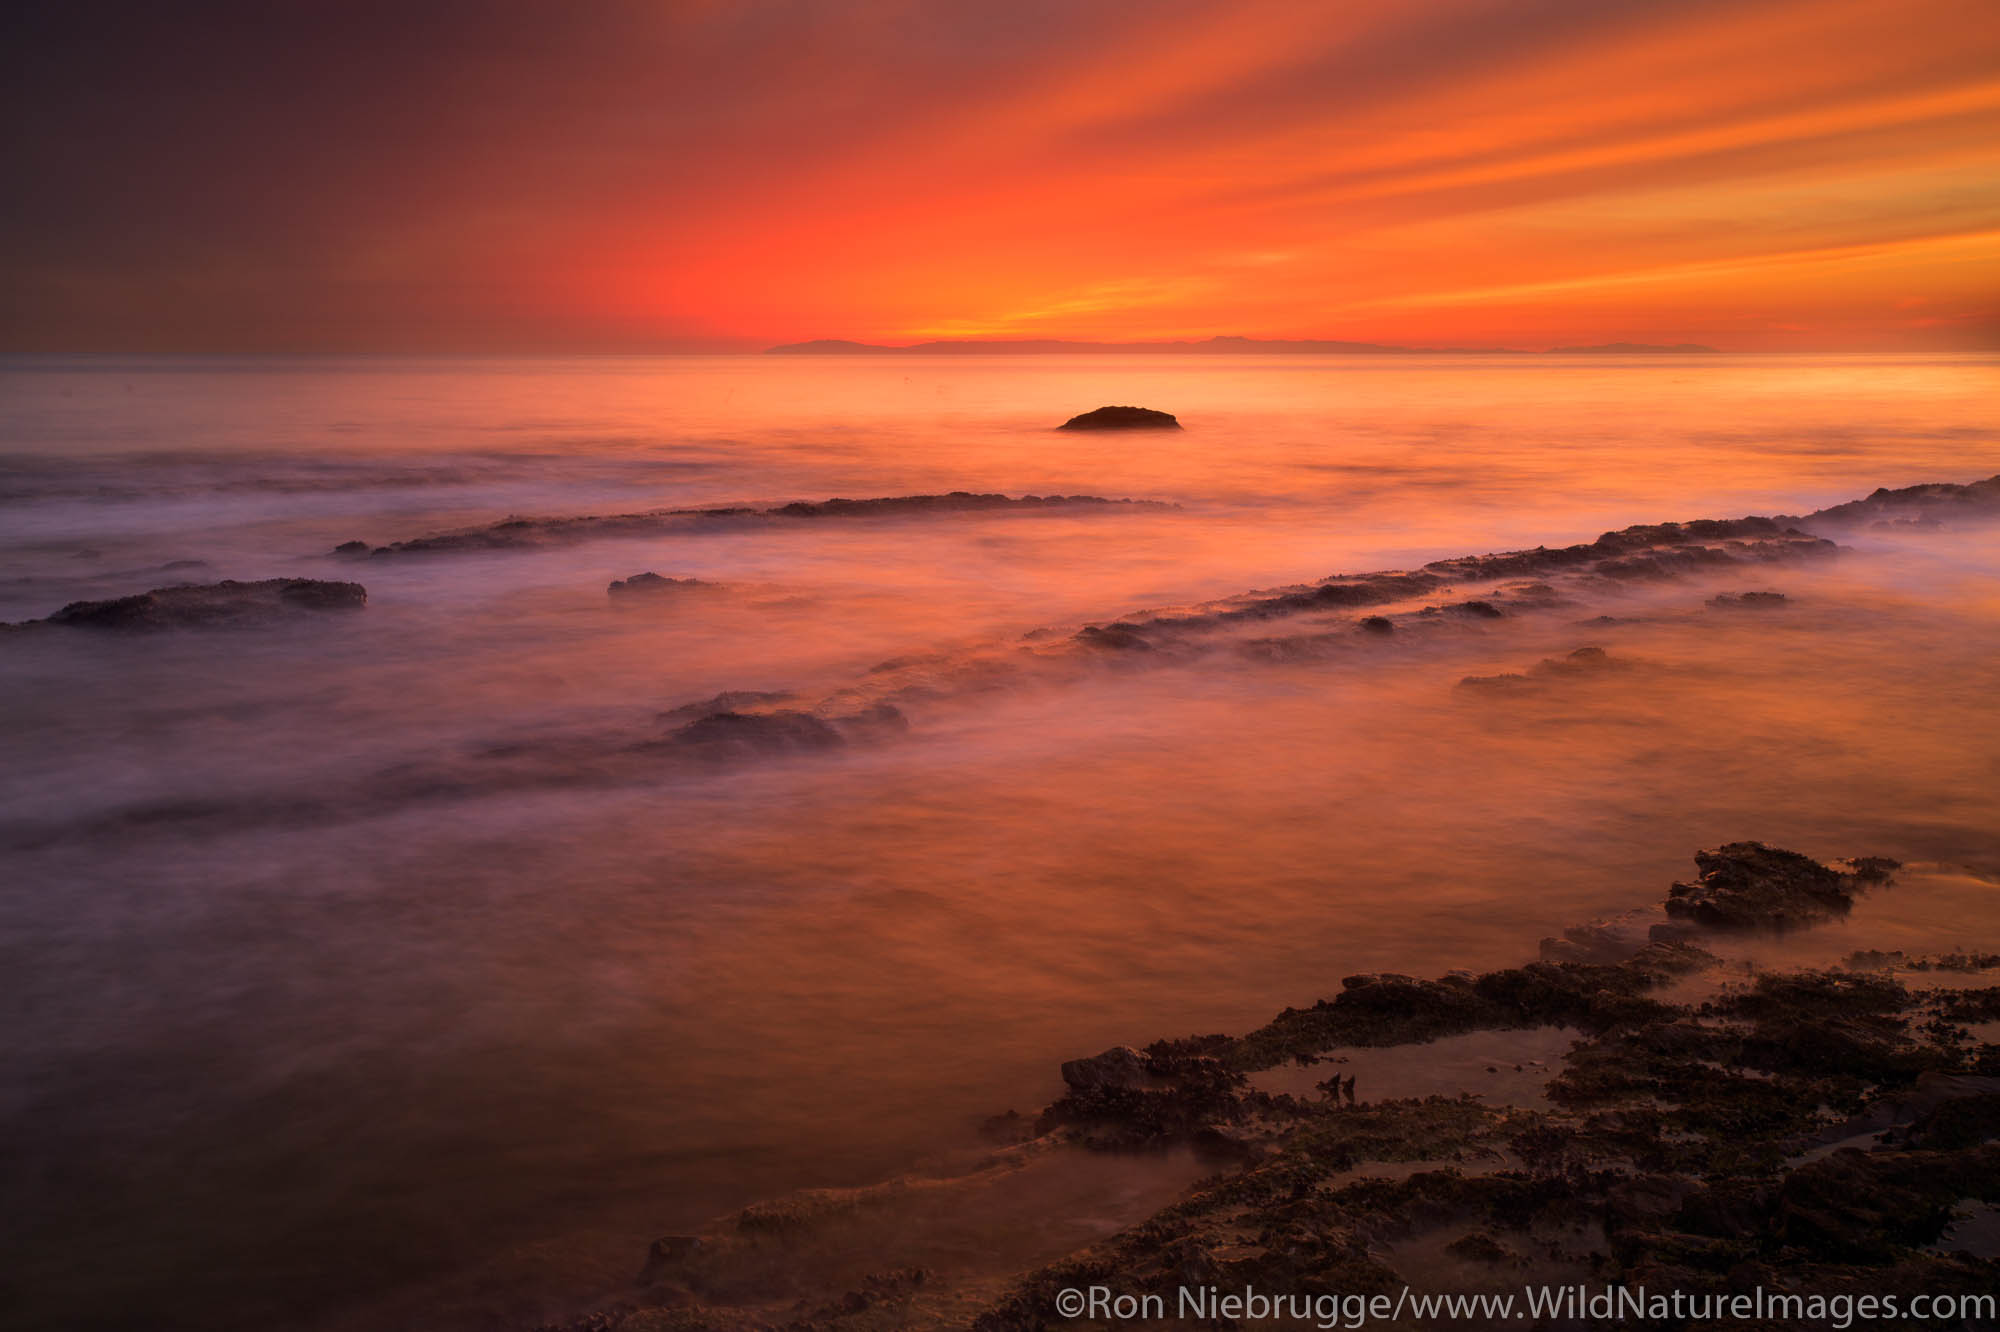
[765,336,1719,355]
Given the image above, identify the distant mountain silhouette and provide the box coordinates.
[1547,342,1719,354]
[766,336,1717,355]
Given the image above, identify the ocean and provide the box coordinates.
[2,352,1997,1328]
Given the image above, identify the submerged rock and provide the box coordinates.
[607,572,714,597]
[658,690,795,723]
[1709,590,1788,609]
[1073,623,1154,652]
[667,709,846,755]
[1059,1046,1156,1092]
[659,702,909,757]
[10,578,366,632]
[329,491,1175,559]
[1056,405,1181,430]
[1461,646,1621,692]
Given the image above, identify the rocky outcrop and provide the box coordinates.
[6,578,366,632]
[1709,590,1788,609]
[1419,516,1836,586]
[1661,842,1896,932]
[607,572,715,597]
[1459,645,1621,692]
[330,492,1175,559]
[1056,406,1181,430]
[1794,474,2000,530]
[655,703,909,758]
[657,690,795,723]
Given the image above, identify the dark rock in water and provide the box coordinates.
[1549,644,1608,667]
[1060,1045,1157,1092]
[1539,918,1649,965]
[342,491,1176,560]
[1357,615,1395,634]
[1421,516,1837,586]
[329,540,371,558]
[16,578,366,632]
[636,1235,703,1286]
[1709,590,1788,609]
[658,690,795,723]
[833,702,909,741]
[1529,645,1617,677]
[1457,672,1534,692]
[608,572,714,597]
[1463,648,1618,692]
[1795,474,2000,530]
[659,702,907,757]
[1663,842,1893,931]
[1074,623,1153,651]
[1444,599,1504,619]
[1056,405,1181,431]
[1444,1231,1521,1265]
[1042,1042,1247,1148]
[668,709,845,755]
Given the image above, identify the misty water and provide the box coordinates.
[2,353,1998,1329]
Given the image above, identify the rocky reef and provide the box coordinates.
[14,475,1991,850]
[1662,842,1895,932]
[608,573,717,598]
[545,845,2000,1332]
[1788,474,2000,531]
[330,492,1175,559]
[3,578,365,632]
[1056,406,1181,430]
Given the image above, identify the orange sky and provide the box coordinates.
[5,0,1998,351]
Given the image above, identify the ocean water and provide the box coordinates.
[2,352,1997,1329]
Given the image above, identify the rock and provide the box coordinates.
[1357,615,1395,635]
[1444,1231,1520,1265]
[1534,645,1612,673]
[1457,672,1534,692]
[1663,842,1888,931]
[1074,623,1153,651]
[1443,599,1504,619]
[636,1235,703,1286]
[1464,646,1621,693]
[17,578,366,632]
[658,690,795,723]
[347,492,1176,559]
[1539,918,1646,965]
[1056,405,1181,430]
[833,702,909,741]
[1060,1045,1156,1091]
[608,572,713,597]
[329,540,371,558]
[1709,591,1788,609]
[667,709,845,755]
[656,702,906,757]
[1793,474,2000,530]
[1043,1043,1248,1148]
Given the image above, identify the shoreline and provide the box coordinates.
[509,846,2000,1332]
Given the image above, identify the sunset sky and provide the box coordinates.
[5,0,1997,352]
